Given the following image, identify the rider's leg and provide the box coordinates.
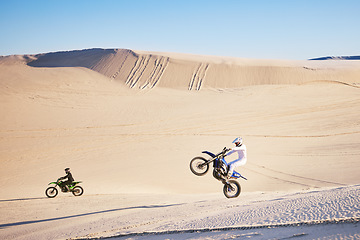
[227,164,236,179]
[59,181,66,191]
[62,180,71,191]
[227,158,247,178]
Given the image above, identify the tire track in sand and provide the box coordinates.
[141,57,169,89]
[110,52,130,80]
[189,63,209,90]
[126,55,151,88]
[245,166,318,188]
[301,80,360,89]
[247,163,347,188]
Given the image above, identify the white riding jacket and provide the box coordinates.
[226,144,247,166]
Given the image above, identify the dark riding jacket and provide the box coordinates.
[60,172,74,183]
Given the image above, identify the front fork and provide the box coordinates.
[223,181,236,191]
[199,158,214,168]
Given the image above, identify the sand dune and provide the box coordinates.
[0,49,360,239]
[1,49,359,195]
[24,48,360,90]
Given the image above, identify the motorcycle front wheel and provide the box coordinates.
[223,180,241,198]
[72,186,84,196]
[45,187,58,198]
[190,157,209,176]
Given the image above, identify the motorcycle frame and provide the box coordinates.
[202,150,247,180]
[48,181,82,191]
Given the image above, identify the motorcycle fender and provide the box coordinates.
[232,172,241,178]
[202,151,216,158]
[232,171,247,180]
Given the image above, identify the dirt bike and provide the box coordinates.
[45,180,84,198]
[190,147,247,198]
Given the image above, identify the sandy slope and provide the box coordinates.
[25,48,360,90]
[0,186,359,239]
[0,49,360,239]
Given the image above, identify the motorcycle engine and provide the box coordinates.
[213,168,226,180]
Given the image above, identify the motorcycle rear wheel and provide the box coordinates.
[45,187,58,198]
[72,186,84,196]
[223,180,241,198]
[190,157,209,176]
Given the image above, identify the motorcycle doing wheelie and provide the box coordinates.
[190,147,247,198]
[45,179,84,198]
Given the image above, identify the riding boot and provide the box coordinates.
[61,183,69,192]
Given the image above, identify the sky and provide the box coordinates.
[0,0,359,60]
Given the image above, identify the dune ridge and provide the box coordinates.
[19,48,360,90]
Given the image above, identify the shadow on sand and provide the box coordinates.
[0,203,183,229]
[0,197,48,202]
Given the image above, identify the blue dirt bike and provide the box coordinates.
[190,147,247,198]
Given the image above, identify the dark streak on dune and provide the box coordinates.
[310,56,360,61]
[189,63,209,91]
[141,57,169,89]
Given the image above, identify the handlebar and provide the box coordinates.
[216,147,230,157]
[223,147,231,153]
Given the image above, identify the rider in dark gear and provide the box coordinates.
[58,168,74,191]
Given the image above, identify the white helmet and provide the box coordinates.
[232,137,243,146]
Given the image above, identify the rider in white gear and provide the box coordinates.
[226,137,247,179]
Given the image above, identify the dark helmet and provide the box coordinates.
[65,168,70,172]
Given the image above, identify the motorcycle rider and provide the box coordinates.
[225,137,247,179]
[58,168,74,191]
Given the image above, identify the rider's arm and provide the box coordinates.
[232,145,247,158]
[226,149,235,156]
[227,145,246,156]
[59,174,68,180]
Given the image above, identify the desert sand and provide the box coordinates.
[0,49,359,239]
